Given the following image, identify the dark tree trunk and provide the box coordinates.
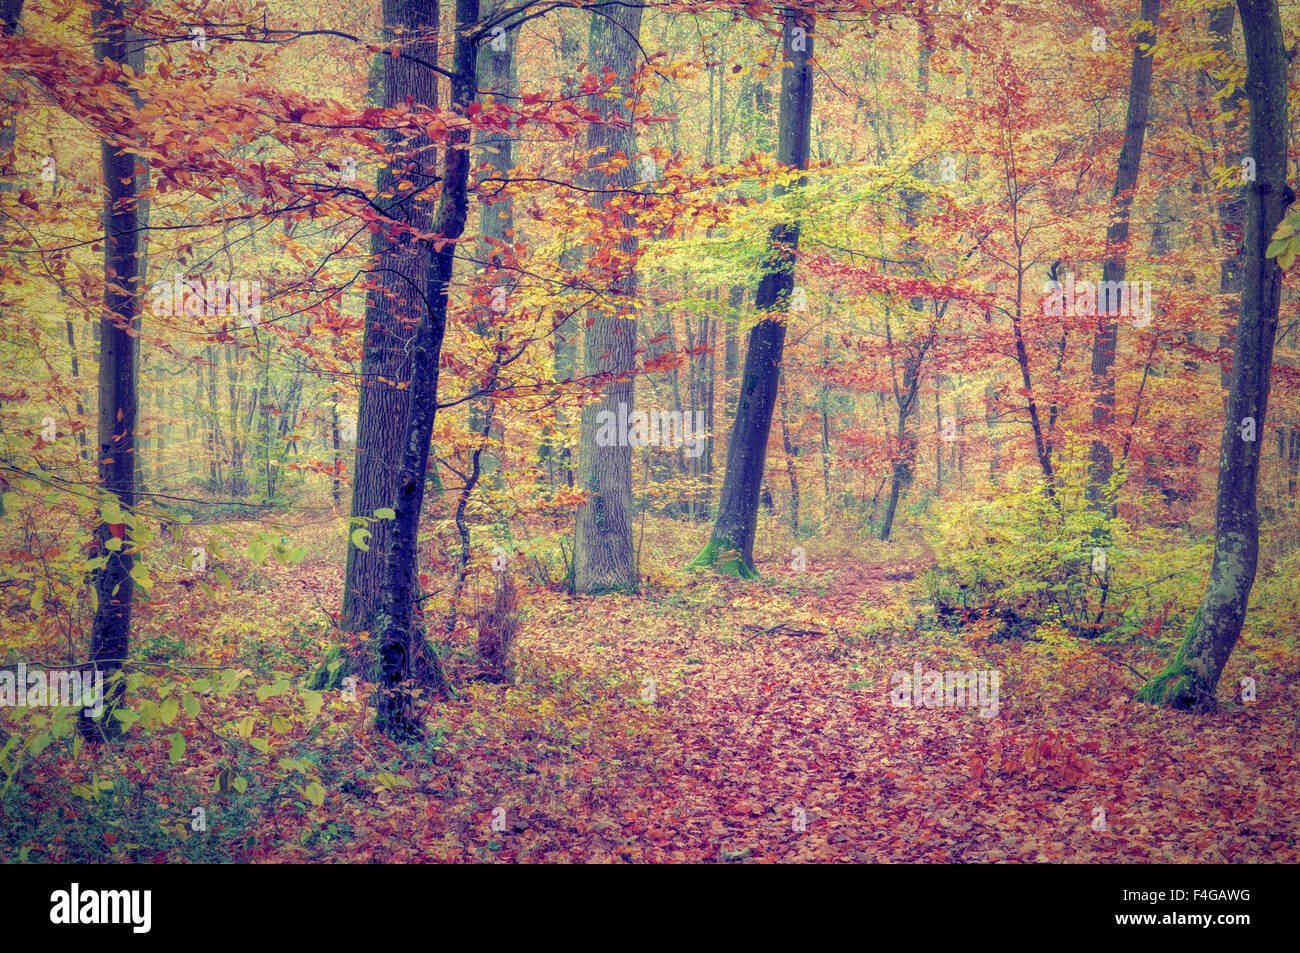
[375,0,477,740]
[689,8,813,577]
[1138,0,1291,711]
[572,0,643,594]
[81,0,143,741]
[342,0,439,637]
[1087,0,1159,507]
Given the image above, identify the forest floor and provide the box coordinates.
[7,512,1300,863]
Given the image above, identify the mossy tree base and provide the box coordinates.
[1135,611,1216,713]
[686,538,760,580]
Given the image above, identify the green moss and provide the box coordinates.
[686,538,760,580]
[1135,609,1204,710]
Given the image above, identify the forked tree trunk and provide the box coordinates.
[1138,0,1291,711]
[375,0,477,740]
[342,0,439,638]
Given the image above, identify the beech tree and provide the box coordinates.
[1087,0,1159,508]
[689,7,813,577]
[375,0,478,739]
[571,0,644,594]
[341,0,440,639]
[81,0,145,740]
[1138,0,1291,711]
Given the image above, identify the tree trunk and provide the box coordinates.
[541,19,585,491]
[572,0,643,594]
[1210,3,1248,392]
[1138,0,1290,711]
[81,0,143,741]
[779,369,799,536]
[0,0,24,199]
[689,8,813,577]
[878,30,932,541]
[375,0,476,740]
[342,0,439,637]
[1087,0,1159,507]
[468,0,516,480]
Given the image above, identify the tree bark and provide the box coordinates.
[468,0,517,480]
[81,0,144,741]
[572,0,643,594]
[342,0,440,637]
[1087,0,1159,507]
[1138,0,1290,711]
[689,7,813,577]
[375,0,477,739]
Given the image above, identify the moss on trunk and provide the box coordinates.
[687,538,760,579]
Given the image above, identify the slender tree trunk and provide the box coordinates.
[1210,3,1248,392]
[779,369,799,536]
[724,284,742,417]
[542,19,585,491]
[468,0,516,480]
[375,0,476,739]
[1138,0,1291,711]
[81,0,143,741]
[878,30,931,541]
[1088,0,1159,507]
[343,0,439,637]
[331,404,342,506]
[689,8,813,577]
[572,0,643,594]
[0,0,24,198]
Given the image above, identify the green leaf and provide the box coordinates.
[255,679,291,703]
[373,507,396,520]
[303,781,325,807]
[159,696,179,725]
[168,732,186,763]
[350,528,370,552]
[182,694,200,719]
[299,688,323,718]
[236,714,255,739]
[232,775,248,794]
[213,567,233,589]
[249,737,271,754]
[129,561,150,590]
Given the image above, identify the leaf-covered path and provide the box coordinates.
[389,540,1299,863]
